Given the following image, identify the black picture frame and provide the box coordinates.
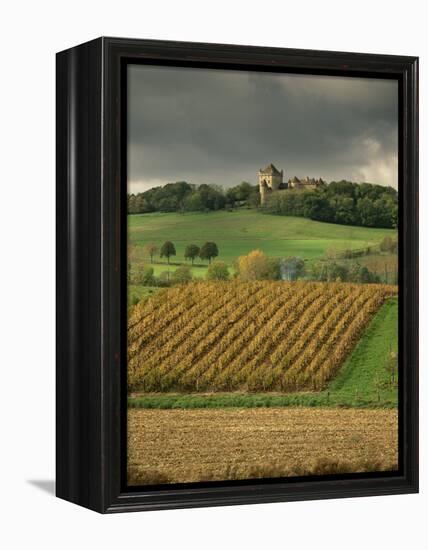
[56,37,419,513]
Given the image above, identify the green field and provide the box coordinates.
[129,209,395,270]
[128,209,397,302]
[128,296,398,409]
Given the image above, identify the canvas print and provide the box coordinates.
[126,65,399,486]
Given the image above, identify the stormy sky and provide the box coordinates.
[128,64,398,194]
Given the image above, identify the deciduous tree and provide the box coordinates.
[199,242,219,264]
[206,261,230,280]
[160,241,176,264]
[132,263,155,285]
[171,265,193,284]
[237,250,274,281]
[143,243,159,263]
[184,244,200,265]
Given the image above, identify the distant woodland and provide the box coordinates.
[128,180,398,229]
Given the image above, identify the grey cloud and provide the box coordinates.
[128,64,398,192]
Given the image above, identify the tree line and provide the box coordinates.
[127,181,259,214]
[263,180,398,229]
[129,246,387,298]
[128,240,224,290]
[141,240,219,265]
[233,250,383,284]
[128,179,397,229]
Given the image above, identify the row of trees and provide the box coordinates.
[310,260,381,284]
[130,248,384,290]
[233,250,381,284]
[128,181,259,214]
[263,180,398,229]
[129,260,231,290]
[128,179,398,229]
[128,240,222,290]
[141,241,220,265]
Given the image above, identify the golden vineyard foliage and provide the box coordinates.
[128,281,397,392]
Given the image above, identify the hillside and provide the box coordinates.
[128,281,397,393]
[128,210,396,276]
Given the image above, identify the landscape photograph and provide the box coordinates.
[126,64,399,486]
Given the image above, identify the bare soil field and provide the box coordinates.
[128,407,398,485]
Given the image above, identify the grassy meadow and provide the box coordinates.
[128,209,396,279]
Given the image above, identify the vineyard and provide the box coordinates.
[128,281,397,392]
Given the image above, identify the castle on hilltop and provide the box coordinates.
[258,163,325,205]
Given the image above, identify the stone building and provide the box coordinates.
[288,175,325,190]
[258,163,324,205]
[258,163,285,205]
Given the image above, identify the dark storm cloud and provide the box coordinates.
[128,65,398,193]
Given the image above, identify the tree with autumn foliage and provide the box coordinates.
[236,249,278,281]
[143,242,159,263]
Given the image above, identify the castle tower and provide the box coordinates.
[259,179,269,206]
[258,163,283,205]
